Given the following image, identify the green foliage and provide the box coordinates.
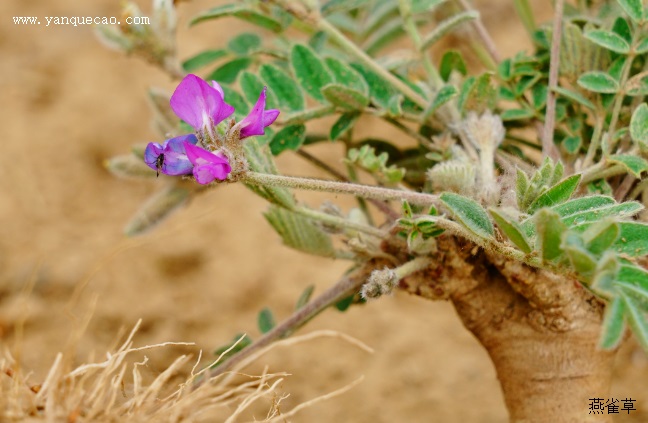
[264,206,336,258]
[257,307,276,334]
[489,209,532,253]
[346,144,406,184]
[440,193,494,239]
[182,49,228,72]
[291,44,334,103]
[270,125,307,155]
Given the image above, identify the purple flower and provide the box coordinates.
[144,134,198,176]
[239,87,280,139]
[170,74,235,133]
[183,142,232,184]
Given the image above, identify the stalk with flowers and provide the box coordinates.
[100,0,648,421]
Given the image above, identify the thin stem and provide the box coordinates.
[614,174,637,201]
[582,164,626,184]
[296,149,400,220]
[606,55,635,153]
[205,267,372,379]
[581,114,605,170]
[243,172,439,206]
[398,0,444,87]
[384,117,442,152]
[456,0,501,64]
[542,0,564,162]
[279,105,336,126]
[296,206,386,238]
[629,178,648,200]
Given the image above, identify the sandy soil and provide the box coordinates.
[1,0,647,421]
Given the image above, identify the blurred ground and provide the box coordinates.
[1,0,646,421]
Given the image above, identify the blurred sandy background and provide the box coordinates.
[1,0,646,421]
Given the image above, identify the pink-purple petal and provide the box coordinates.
[170,74,235,131]
[263,109,280,127]
[239,87,280,139]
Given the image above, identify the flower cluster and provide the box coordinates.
[144,74,279,184]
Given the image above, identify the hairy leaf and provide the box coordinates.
[630,103,648,147]
[608,154,648,177]
[599,296,626,349]
[264,206,336,257]
[207,57,252,84]
[616,0,644,23]
[291,44,334,103]
[440,192,494,239]
[260,63,305,112]
[490,208,532,253]
[584,29,631,54]
[330,112,360,141]
[535,209,567,261]
[527,174,581,214]
[125,186,190,236]
[577,71,620,93]
[270,125,307,155]
[182,49,228,72]
[321,83,370,110]
[191,4,285,32]
[257,307,276,334]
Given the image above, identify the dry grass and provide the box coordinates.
[0,320,371,423]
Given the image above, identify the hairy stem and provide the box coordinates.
[542,0,564,162]
[296,206,386,238]
[456,0,501,64]
[296,149,400,219]
[243,171,439,206]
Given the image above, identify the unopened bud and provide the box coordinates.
[361,268,399,299]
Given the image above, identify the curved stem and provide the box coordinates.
[243,171,439,206]
[205,266,373,380]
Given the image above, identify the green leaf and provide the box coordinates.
[527,174,581,214]
[612,17,632,43]
[264,206,336,257]
[420,11,478,50]
[321,83,370,110]
[584,29,631,54]
[239,71,278,110]
[350,63,397,110]
[630,103,648,147]
[489,209,532,253]
[191,4,285,32]
[577,71,620,94]
[583,220,620,256]
[330,112,360,141]
[501,108,536,121]
[563,242,597,278]
[295,285,315,310]
[220,85,248,117]
[227,33,262,55]
[562,136,582,154]
[422,85,458,121]
[620,294,648,350]
[599,296,627,349]
[613,222,648,257]
[636,37,648,54]
[608,154,648,177]
[616,0,644,24]
[552,86,596,110]
[257,307,276,334]
[566,202,643,227]
[335,294,355,312]
[440,192,494,239]
[535,209,567,261]
[439,50,467,81]
[324,57,369,95]
[207,57,252,84]
[125,186,190,236]
[552,195,616,218]
[269,124,306,155]
[291,44,334,103]
[260,63,305,112]
[182,49,228,72]
[458,72,497,114]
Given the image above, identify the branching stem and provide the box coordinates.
[542,0,564,162]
